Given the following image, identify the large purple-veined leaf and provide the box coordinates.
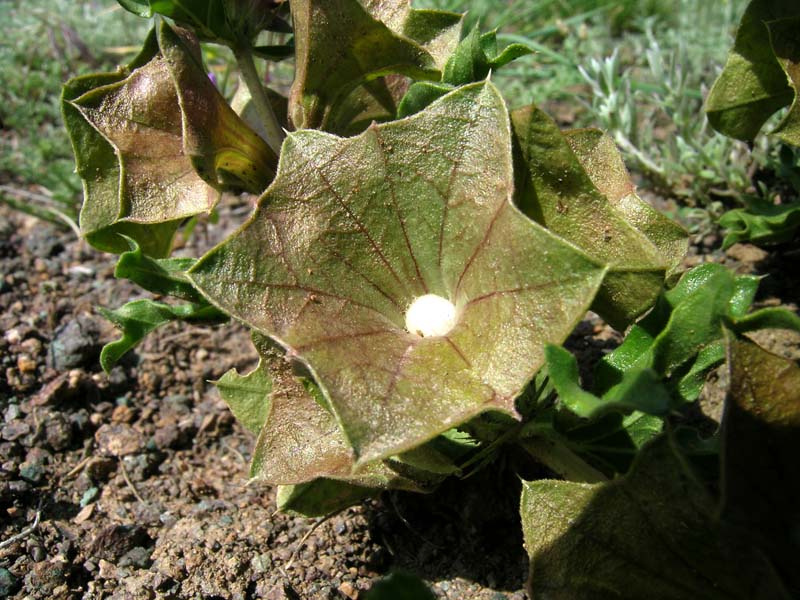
[289,0,461,130]
[62,24,275,257]
[216,334,461,516]
[512,106,686,329]
[705,1,800,145]
[190,81,607,465]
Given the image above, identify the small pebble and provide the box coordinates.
[80,486,100,507]
[94,423,145,457]
[16,355,37,373]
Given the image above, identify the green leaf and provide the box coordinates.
[544,344,670,418]
[768,16,800,145]
[288,0,460,129]
[594,263,799,404]
[276,480,377,517]
[719,199,800,249]
[443,27,532,86]
[705,1,799,144]
[675,339,726,402]
[520,435,791,599]
[114,238,203,302]
[563,128,687,279]
[560,411,664,476]
[731,306,800,332]
[396,81,454,119]
[117,0,286,46]
[397,27,533,118]
[98,299,226,372]
[363,572,436,600]
[190,82,606,465]
[512,106,684,329]
[214,335,274,435]
[724,335,800,593]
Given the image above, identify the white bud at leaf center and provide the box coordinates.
[405,294,457,337]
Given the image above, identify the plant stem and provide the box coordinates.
[521,437,608,484]
[233,46,284,156]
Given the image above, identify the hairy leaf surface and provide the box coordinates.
[219,336,458,494]
[520,436,790,599]
[191,82,606,464]
[723,336,800,592]
[512,106,685,328]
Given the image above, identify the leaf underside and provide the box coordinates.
[191,81,606,465]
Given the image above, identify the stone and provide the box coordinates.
[47,314,102,371]
[95,424,145,457]
[90,525,152,562]
[0,567,18,596]
[1,420,30,442]
[45,413,73,451]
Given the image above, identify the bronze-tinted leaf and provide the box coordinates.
[191,82,606,465]
[157,23,277,192]
[563,128,688,279]
[512,106,684,328]
[723,335,800,592]
[63,24,276,256]
[288,0,460,129]
[220,335,458,495]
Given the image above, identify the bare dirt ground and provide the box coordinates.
[1,199,797,599]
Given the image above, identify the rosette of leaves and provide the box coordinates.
[62,0,690,518]
[705,0,800,146]
[62,22,277,257]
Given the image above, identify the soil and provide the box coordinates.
[1,199,798,599]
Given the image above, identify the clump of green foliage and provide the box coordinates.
[62,0,800,595]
